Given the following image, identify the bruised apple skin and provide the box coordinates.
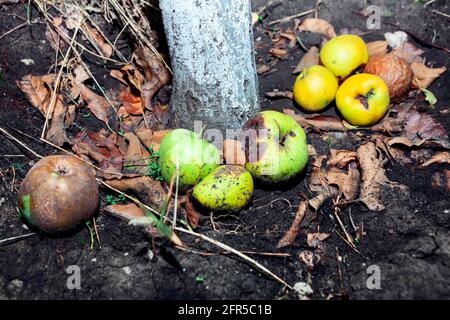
[363,53,413,102]
[18,155,99,234]
[243,110,308,183]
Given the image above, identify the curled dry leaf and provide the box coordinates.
[185,191,201,229]
[132,47,171,109]
[356,142,404,211]
[104,203,145,220]
[307,231,330,248]
[298,18,337,39]
[299,250,315,271]
[403,111,450,149]
[410,62,446,89]
[266,90,293,100]
[328,150,357,168]
[79,84,112,125]
[284,109,347,132]
[392,42,424,64]
[136,128,172,152]
[118,86,144,115]
[123,132,151,175]
[223,139,246,166]
[276,200,307,248]
[72,129,123,179]
[46,99,68,146]
[81,23,113,58]
[367,41,388,59]
[421,152,450,167]
[105,176,166,209]
[16,74,57,117]
[293,46,319,74]
[269,48,289,59]
[65,104,77,127]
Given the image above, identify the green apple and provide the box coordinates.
[193,165,254,211]
[243,110,308,183]
[158,128,220,189]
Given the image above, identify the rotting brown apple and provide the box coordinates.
[18,155,99,234]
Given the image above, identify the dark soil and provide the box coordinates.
[1,0,449,300]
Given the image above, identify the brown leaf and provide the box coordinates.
[132,47,171,109]
[307,231,330,248]
[104,203,145,220]
[46,99,67,146]
[269,48,289,59]
[65,104,77,127]
[266,90,293,100]
[45,17,68,51]
[16,74,57,117]
[123,132,151,175]
[411,62,446,89]
[299,250,315,271]
[298,18,337,39]
[431,170,450,192]
[81,23,113,58]
[143,129,171,151]
[367,41,388,59]
[328,149,357,168]
[185,191,200,229]
[421,152,450,167]
[392,42,424,64]
[257,64,271,74]
[223,139,246,166]
[79,84,112,125]
[293,46,319,74]
[370,116,404,133]
[280,31,297,48]
[277,201,307,248]
[72,129,123,179]
[284,109,347,132]
[356,142,401,211]
[118,86,144,115]
[105,176,166,209]
[403,111,450,149]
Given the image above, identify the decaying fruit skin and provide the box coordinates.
[364,53,413,102]
[18,155,99,234]
[193,165,254,211]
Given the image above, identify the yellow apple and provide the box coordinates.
[335,73,390,126]
[320,34,369,79]
[293,65,339,112]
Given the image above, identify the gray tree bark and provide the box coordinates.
[160,0,260,131]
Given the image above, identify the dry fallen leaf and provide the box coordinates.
[392,42,424,64]
[367,41,388,59]
[72,129,123,179]
[79,84,112,125]
[293,46,320,74]
[16,74,57,117]
[431,170,450,192]
[46,99,67,146]
[269,48,289,59]
[257,64,271,74]
[356,142,404,211]
[135,129,171,152]
[421,152,450,167]
[307,231,331,248]
[133,47,171,109]
[411,62,446,89]
[403,111,450,149]
[328,149,357,168]
[284,109,348,132]
[82,23,113,58]
[277,200,307,248]
[185,191,201,229]
[298,18,337,39]
[266,90,293,100]
[105,176,166,209]
[123,132,151,175]
[104,203,145,220]
[299,250,315,271]
[118,86,144,116]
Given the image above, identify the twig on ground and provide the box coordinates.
[175,245,292,258]
[0,126,43,159]
[433,10,450,19]
[254,197,293,210]
[0,22,27,41]
[268,8,316,26]
[0,233,36,246]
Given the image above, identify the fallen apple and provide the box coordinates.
[17,155,99,234]
[293,65,339,112]
[158,128,221,189]
[193,165,254,211]
[336,73,390,126]
[320,34,369,79]
[243,110,308,183]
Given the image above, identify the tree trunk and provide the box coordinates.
[160,0,260,131]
